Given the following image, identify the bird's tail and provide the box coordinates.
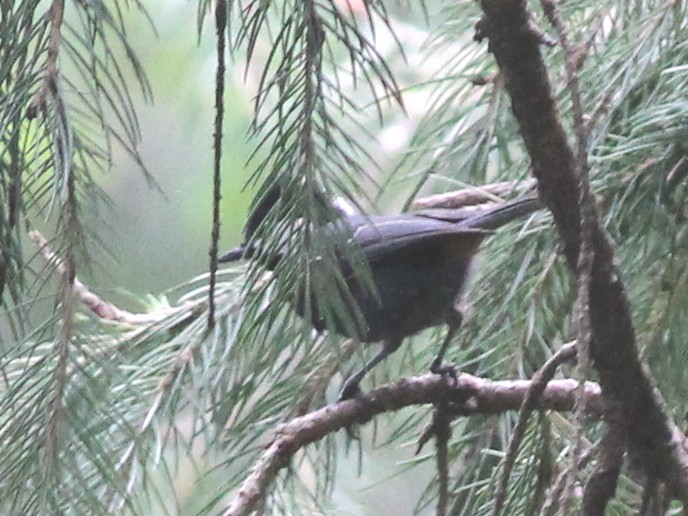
[219,246,246,263]
[460,196,543,230]
[413,195,542,230]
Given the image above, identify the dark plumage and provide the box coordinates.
[221,189,541,398]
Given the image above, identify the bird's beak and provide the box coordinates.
[219,246,246,263]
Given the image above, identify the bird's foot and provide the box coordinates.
[430,362,458,381]
[338,377,363,402]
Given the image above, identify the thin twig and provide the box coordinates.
[416,400,453,515]
[491,342,577,516]
[27,0,64,119]
[435,407,451,516]
[30,230,163,324]
[412,179,536,209]
[208,0,227,328]
[225,371,601,516]
[538,2,597,512]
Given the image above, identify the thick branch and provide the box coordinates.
[581,420,624,515]
[477,0,688,500]
[225,373,602,516]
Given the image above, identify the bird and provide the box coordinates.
[221,186,541,399]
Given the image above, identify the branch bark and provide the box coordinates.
[581,418,625,515]
[477,0,688,502]
[225,372,602,516]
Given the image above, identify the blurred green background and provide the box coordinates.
[88,2,255,301]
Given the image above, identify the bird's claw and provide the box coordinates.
[338,378,363,401]
[430,362,458,381]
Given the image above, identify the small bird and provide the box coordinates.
[221,187,541,399]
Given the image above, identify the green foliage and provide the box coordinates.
[0,0,152,335]
[1,0,688,514]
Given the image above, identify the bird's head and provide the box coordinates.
[219,184,359,265]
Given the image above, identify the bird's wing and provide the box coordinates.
[410,207,477,223]
[345,215,491,264]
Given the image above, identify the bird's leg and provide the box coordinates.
[430,309,463,377]
[417,310,466,465]
[339,337,403,401]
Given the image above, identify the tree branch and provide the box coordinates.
[477,0,688,501]
[225,372,602,516]
[434,406,451,516]
[30,230,162,324]
[412,179,536,209]
[581,417,625,516]
[537,2,596,511]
